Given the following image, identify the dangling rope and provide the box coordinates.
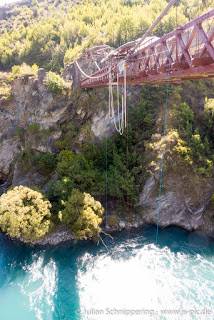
[155,85,169,244]
[126,99,131,242]
[91,51,101,70]
[105,136,108,228]
[76,58,128,136]
[108,62,127,135]
[75,60,112,79]
[155,2,178,243]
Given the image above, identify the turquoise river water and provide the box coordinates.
[0,226,213,320]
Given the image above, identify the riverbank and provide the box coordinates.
[3,217,212,247]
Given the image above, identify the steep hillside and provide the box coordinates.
[0,67,214,243]
[0,0,213,72]
[0,0,79,34]
[0,0,214,244]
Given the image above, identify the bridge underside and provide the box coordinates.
[80,9,214,89]
[81,64,214,88]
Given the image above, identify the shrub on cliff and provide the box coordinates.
[0,83,12,101]
[0,186,52,242]
[46,71,67,94]
[59,189,104,240]
[173,101,214,176]
[108,153,137,205]
[56,150,99,193]
[32,152,57,175]
[174,102,194,139]
[11,63,38,78]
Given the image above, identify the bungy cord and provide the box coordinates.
[108,62,127,135]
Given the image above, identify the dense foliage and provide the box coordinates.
[46,71,68,94]
[0,0,214,242]
[172,89,214,176]
[0,0,212,72]
[59,189,104,240]
[11,63,38,77]
[47,85,162,215]
[0,186,52,242]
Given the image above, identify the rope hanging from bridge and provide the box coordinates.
[156,2,177,243]
[79,9,214,89]
[155,85,169,244]
[75,58,128,135]
[72,2,214,247]
[75,60,111,80]
[108,62,127,135]
[76,57,128,136]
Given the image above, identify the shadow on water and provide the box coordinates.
[0,225,214,320]
[50,225,214,320]
[0,233,83,320]
[49,244,82,320]
[0,233,35,288]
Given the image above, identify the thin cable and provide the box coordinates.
[99,235,109,252]
[117,72,124,134]
[155,84,169,244]
[128,0,179,56]
[126,102,131,242]
[109,67,121,133]
[124,63,127,128]
[91,51,101,70]
[109,66,123,133]
[109,63,127,135]
[155,4,178,243]
[105,136,108,228]
[94,60,101,70]
[75,60,111,80]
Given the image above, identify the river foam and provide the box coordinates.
[0,226,213,320]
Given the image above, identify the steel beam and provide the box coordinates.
[80,9,214,88]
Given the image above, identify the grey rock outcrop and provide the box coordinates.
[0,74,73,184]
[139,132,214,236]
[0,73,136,186]
[32,226,75,246]
[0,69,214,244]
[0,138,20,179]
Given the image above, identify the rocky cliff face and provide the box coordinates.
[0,69,214,242]
[0,60,154,189]
[0,72,68,185]
[0,70,140,189]
[139,134,214,237]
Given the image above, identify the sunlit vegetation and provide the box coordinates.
[204,97,214,116]
[59,188,104,240]
[46,71,68,94]
[0,0,212,72]
[0,0,213,242]
[0,82,12,100]
[172,101,214,176]
[0,186,52,242]
[0,72,13,100]
[11,63,39,77]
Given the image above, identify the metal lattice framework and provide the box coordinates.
[80,9,214,88]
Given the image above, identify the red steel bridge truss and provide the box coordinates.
[79,9,214,89]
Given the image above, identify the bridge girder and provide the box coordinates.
[80,9,214,88]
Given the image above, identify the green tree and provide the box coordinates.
[174,102,194,139]
[60,189,104,240]
[0,186,52,242]
[108,153,137,205]
[46,71,67,94]
[56,150,99,193]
